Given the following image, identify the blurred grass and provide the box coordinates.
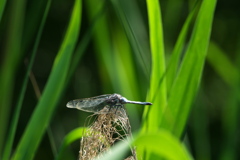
[1,0,239,159]
[206,42,240,160]
[56,127,86,160]
[160,0,217,138]
[207,42,239,87]
[2,1,52,160]
[110,0,151,78]
[12,0,81,159]
[97,129,192,160]
[0,0,6,22]
[85,0,114,93]
[166,3,197,92]
[0,0,26,156]
[85,0,145,129]
[134,130,193,160]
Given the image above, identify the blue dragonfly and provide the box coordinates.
[66,93,152,114]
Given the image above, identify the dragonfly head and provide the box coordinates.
[108,94,127,105]
[119,96,128,104]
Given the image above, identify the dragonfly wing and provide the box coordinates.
[66,94,111,113]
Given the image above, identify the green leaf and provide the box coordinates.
[206,42,240,160]
[97,130,193,160]
[111,25,143,127]
[96,138,131,160]
[0,0,6,22]
[12,0,82,159]
[0,0,26,156]
[166,4,197,91]
[56,127,86,160]
[85,0,114,93]
[110,0,151,78]
[143,0,167,133]
[2,1,52,160]
[134,130,193,160]
[161,0,217,137]
[207,41,239,86]
[86,0,146,127]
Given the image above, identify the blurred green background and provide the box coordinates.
[0,0,239,160]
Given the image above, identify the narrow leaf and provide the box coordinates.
[143,0,167,132]
[0,0,6,22]
[166,5,197,91]
[2,1,52,160]
[134,130,193,160]
[161,0,217,137]
[0,0,26,155]
[12,0,81,159]
[207,42,239,86]
[56,127,86,160]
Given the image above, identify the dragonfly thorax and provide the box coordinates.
[106,94,125,106]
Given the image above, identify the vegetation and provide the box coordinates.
[1,0,238,160]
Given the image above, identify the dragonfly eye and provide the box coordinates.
[119,97,127,104]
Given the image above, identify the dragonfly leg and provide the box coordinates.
[114,105,122,114]
[107,104,122,114]
[108,104,113,113]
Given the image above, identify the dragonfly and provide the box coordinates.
[66,93,152,114]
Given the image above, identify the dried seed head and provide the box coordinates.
[79,106,136,160]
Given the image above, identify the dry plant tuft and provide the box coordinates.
[79,107,136,160]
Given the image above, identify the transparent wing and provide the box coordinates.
[66,94,111,113]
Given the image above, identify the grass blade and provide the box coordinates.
[85,0,142,127]
[134,131,193,160]
[207,42,239,86]
[12,0,81,159]
[56,127,86,160]
[110,0,151,78]
[166,4,197,91]
[67,4,106,85]
[113,25,144,129]
[97,130,192,160]
[0,0,26,156]
[206,42,240,160]
[0,0,6,22]
[142,0,167,132]
[161,0,217,137]
[2,1,52,160]
[85,0,114,93]
[97,136,133,160]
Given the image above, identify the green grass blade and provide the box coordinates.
[21,1,49,54]
[142,0,167,132]
[0,0,6,22]
[110,0,151,78]
[0,0,26,156]
[12,0,81,159]
[207,42,239,86]
[67,5,106,83]
[191,95,211,160]
[97,130,192,160]
[161,0,217,137]
[86,0,142,126]
[166,5,197,91]
[56,127,86,160]
[111,25,142,129]
[206,42,240,160]
[134,130,193,160]
[97,136,133,160]
[85,0,114,93]
[2,1,52,160]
